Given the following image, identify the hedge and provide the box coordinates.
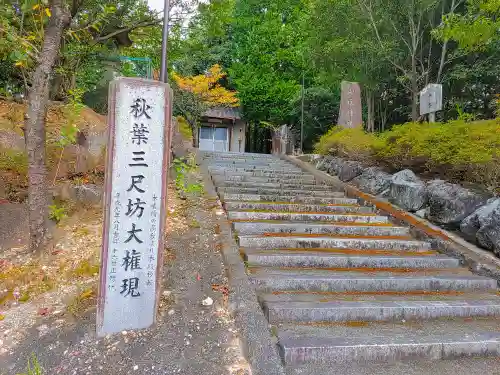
[315,119,500,193]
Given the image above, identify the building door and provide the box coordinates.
[198,127,229,151]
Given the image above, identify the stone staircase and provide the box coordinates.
[201,151,500,374]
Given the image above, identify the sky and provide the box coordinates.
[147,0,165,12]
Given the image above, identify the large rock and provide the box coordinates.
[460,198,500,241]
[55,182,103,206]
[351,167,392,195]
[336,160,365,182]
[326,157,345,176]
[476,207,500,255]
[389,169,427,212]
[426,180,489,226]
[315,156,330,172]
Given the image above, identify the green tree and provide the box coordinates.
[230,0,306,125]
[438,0,500,50]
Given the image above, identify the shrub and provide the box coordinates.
[315,119,500,192]
[177,116,193,141]
[314,127,378,161]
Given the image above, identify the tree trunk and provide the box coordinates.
[25,0,70,251]
[411,55,418,122]
[366,90,375,132]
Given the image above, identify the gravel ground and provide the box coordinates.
[0,190,249,375]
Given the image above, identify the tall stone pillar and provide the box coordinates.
[338,81,362,128]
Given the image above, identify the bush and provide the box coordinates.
[315,119,500,192]
[314,127,379,161]
[177,116,193,141]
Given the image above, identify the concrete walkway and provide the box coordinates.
[201,151,500,375]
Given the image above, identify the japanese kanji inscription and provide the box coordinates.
[97,78,171,336]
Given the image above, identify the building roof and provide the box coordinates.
[203,107,242,120]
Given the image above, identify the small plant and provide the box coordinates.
[455,104,476,122]
[172,155,204,196]
[53,89,84,185]
[189,219,201,228]
[17,353,43,375]
[49,204,68,223]
[67,286,97,317]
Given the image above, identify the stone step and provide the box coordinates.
[276,318,500,364]
[208,163,294,169]
[259,291,500,304]
[215,181,336,190]
[234,221,408,236]
[238,235,429,251]
[212,176,324,189]
[218,186,349,197]
[228,211,389,224]
[244,250,458,269]
[201,152,276,159]
[220,193,351,204]
[210,170,317,178]
[264,300,500,324]
[210,168,302,175]
[224,202,373,214]
[206,159,294,165]
[251,272,496,293]
[204,157,281,162]
[288,357,500,375]
[212,175,320,184]
[279,331,500,365]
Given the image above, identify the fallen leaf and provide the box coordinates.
[37,307,51,316]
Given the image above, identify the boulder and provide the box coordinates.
[351,167,392,195]
[426,180,489,226]
[326,157,345,176]
[55,182,103,206]
[336,160,365,182]
[460,198,500,241]
[389,169,427,212]
[315,156,330,172]
[476,207,500,255]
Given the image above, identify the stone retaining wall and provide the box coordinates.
[304,154,500,257]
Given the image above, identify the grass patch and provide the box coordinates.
[177,116,193,141]
[17,353,43,375]
[0,148,28,175]
[189,219,201,228]
[71,258,100,278]
[67,286,97,317]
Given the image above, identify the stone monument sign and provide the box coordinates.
[338,81,362,128]
[97,77,171,336]
[420,83,442,122]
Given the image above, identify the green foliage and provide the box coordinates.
[230,0,306,125]
[437,0,500,51]
[315,119,500,190]
[48,203,68,223]
[0,148,28,175]
[315,126,379,160]
[17,353,43,375]
[172,156,204,196]
[177,116,193,141]
[288,86,340,151]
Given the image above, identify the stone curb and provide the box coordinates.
[281,154,500,285]
[197,154,286,375]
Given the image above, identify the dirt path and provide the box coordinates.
[0,187,249,375]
